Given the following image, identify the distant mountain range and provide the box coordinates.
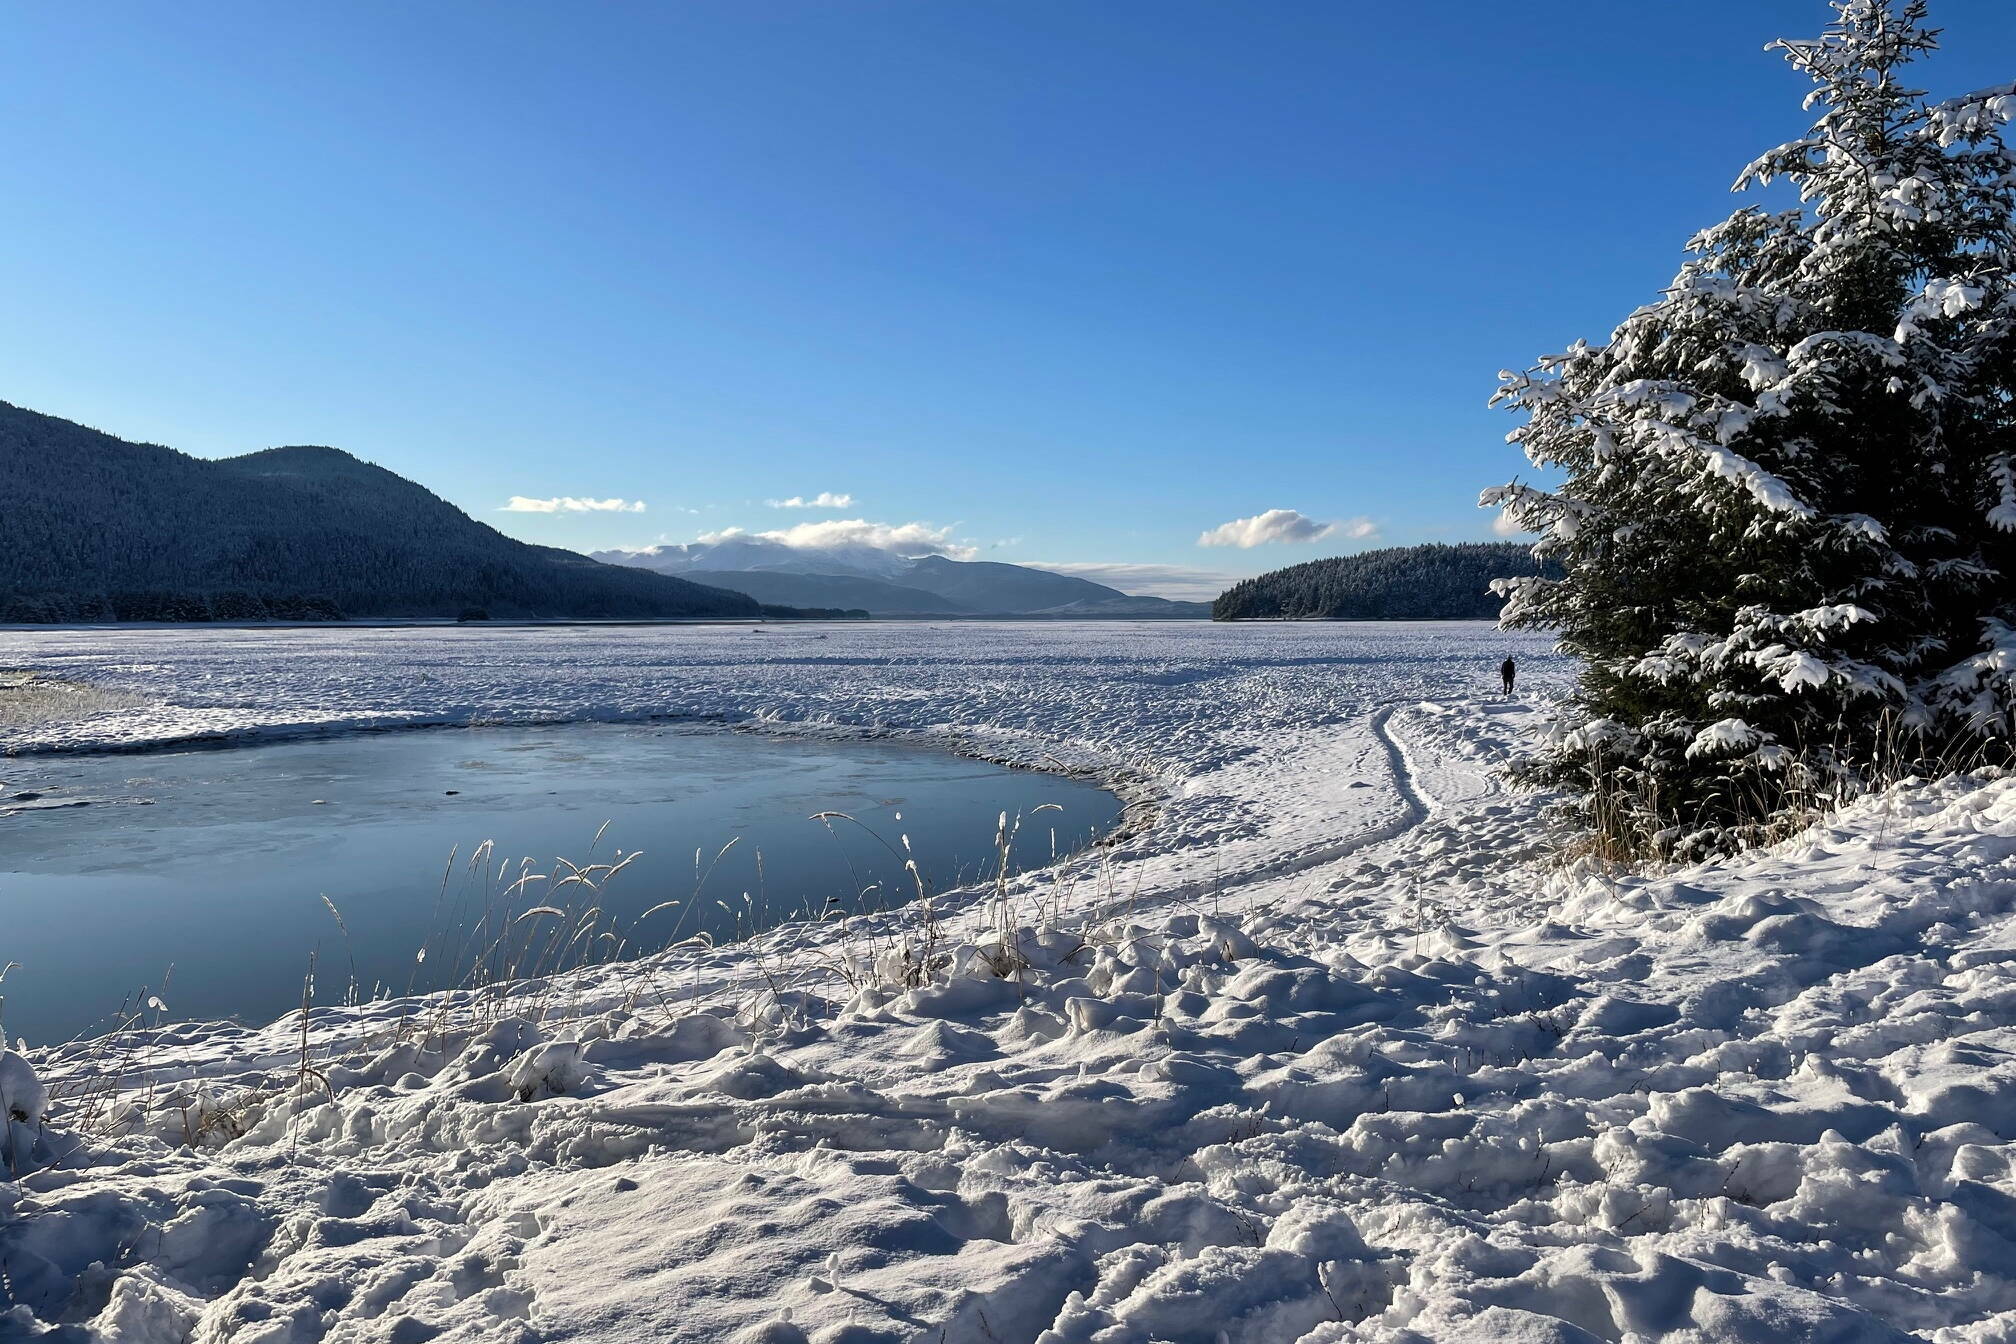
[0,402,787,622]
[1,396,1534,628]
[1212,542,1555,620]
[594,538,1212,618]
[0,399,1210,623]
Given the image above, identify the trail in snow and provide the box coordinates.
[1371,702,1436,823]
[1187,705,1440,907]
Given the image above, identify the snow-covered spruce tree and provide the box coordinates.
[1483,0,2016,859]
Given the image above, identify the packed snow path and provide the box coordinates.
[4,623,2016,1342]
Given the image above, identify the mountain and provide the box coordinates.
[595,541,1211,617]
[608,533,915,581]
[667,569,969,615]
[0,402,771,622]
[1212,543,1556,621]
[1035,595,1212,618]
[897,556,1123,612]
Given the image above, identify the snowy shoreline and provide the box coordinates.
[3,622,1544,1060]
[5,622,2015,1342]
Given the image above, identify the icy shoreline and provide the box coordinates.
[5,622,2015,1343]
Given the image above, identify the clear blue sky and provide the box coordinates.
[3,2,2010,597]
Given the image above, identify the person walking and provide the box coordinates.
[1500,657,1516,697]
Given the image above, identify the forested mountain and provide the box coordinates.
[0,402,766,622]
[670,569,965,615]
[1212,543,1552,621]
[596,542,1211,616]
[898,556,1122,612]
[1028,594,1212,618]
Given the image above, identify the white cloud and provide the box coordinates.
[765,492,855,509]
[502,496,646,514]
[1199,508,1375,548]
[699,519,977,559]
[1029,562,1237,601]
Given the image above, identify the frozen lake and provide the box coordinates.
[0,620,1566,1047]
[0,722,1120,1044]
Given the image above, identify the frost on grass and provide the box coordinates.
[0,668,143,731]
[2,621,2014,1341]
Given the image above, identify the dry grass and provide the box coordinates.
[0,669,144,730]
[34,796,1137,1147]
[1562,707,2014,867]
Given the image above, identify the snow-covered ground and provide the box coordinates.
[3,621,2014,1342]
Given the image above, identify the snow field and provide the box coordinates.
[0,622,2012,1341]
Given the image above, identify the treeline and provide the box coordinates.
[2,591,345,623]
[0,592,867,624]
[1213,543,1553,621]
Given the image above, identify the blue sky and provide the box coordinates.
[3,2,2011,597]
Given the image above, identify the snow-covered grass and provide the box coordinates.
[0,668,143,730]
[3,621,2014,1341]
[1556,707,2016,865]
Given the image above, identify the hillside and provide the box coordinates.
[672,569,970,615]
[898,555,1123,612]
[1030,594,1212,618]
[1212,542,1553,620]
[0,402,765,622]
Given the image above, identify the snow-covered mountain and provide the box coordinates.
[600,534,919,582]
[592,540,1211,617]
